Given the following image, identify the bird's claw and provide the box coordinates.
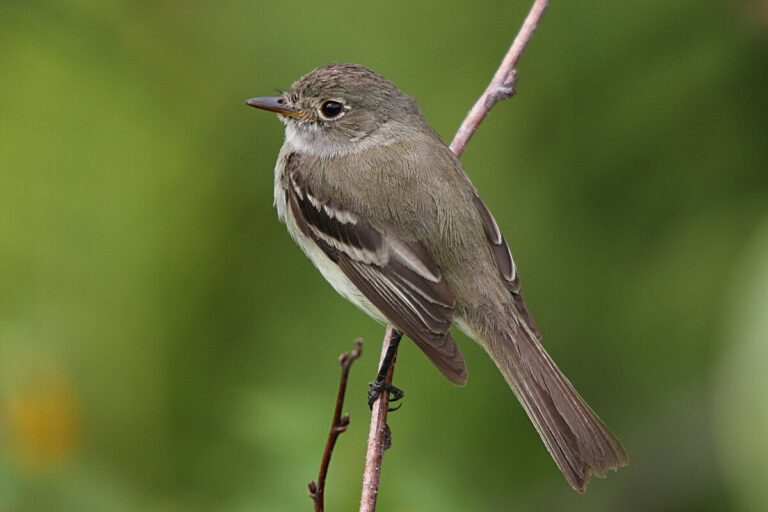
[368,380,405,411]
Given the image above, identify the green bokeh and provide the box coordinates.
[1,1,767,511]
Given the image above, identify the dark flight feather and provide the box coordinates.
[286,161,467,384]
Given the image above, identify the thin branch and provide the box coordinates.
[357,1,550,511]
[309,339,363,512]
[359,326,398,512]
[450,0,549,157]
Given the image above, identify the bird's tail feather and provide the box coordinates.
[481,318,628,492]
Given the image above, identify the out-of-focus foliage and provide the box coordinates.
[1,1,767,511]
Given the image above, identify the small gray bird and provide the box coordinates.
[246,63,628,492]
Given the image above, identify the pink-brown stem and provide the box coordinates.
[359,326,398,512]
[450,0,549,158]
[357,1,549,511]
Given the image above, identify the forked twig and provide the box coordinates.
[309,339,363,512]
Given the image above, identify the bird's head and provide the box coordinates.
[246,63,425,156]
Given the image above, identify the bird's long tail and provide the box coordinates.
[475,314,629,492]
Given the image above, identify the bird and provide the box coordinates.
[245,63,628,492]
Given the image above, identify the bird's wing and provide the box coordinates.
[470,192,541,339]
[285,164,467,385]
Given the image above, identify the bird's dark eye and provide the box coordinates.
[320,101,343,118]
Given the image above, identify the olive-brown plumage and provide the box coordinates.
[246,63,628,491]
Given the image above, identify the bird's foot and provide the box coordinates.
[368,379,405,411]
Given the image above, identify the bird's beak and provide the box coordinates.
[244,96,302,117]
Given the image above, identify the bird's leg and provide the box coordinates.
[368,330,405,411]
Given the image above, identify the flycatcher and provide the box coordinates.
[246,63,628,492]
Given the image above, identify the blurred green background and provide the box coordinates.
[2,1,767,511]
